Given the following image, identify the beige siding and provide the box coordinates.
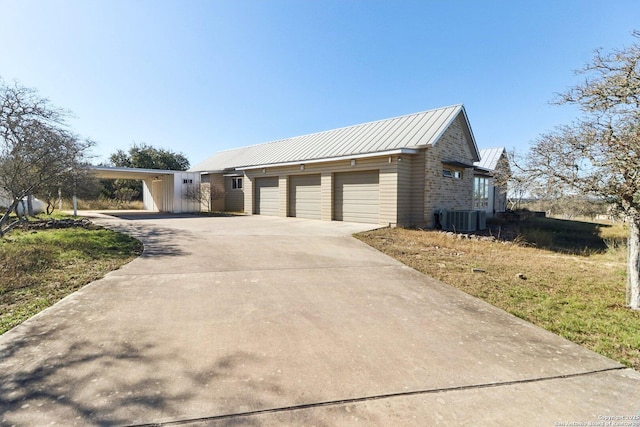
[395,154,417,226]
[320,172,333,221]
[244,156,400,225]
[423,115,476,227]
[278,176,288,217]
[244,176,253,215]
[408,150,426,226]
[207,173,225,212]
[224,176,245,212]
[289,174,321,219]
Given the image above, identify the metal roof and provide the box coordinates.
[91,166,186,179]
[191,104,477,172]
[474,147,506,171]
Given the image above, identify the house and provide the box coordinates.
[473,147,509,217]
[191,104,482,228]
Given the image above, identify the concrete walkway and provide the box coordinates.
[1,213,639,426]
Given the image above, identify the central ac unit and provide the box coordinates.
[438,210,478,232]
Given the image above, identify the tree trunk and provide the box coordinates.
[0,197,23,237]
[627,219,640,310]
[27,194,34,217]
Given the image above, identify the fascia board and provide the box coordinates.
[236,148,419,171]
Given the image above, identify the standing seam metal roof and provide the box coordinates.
[191,104,473,172]
[474,147,506,171]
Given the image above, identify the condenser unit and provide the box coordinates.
[437,210,451,230]
[450,210,477,232]
[476,210,487,230]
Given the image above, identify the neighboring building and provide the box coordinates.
[473,147,509,217]
[191,104,481,228]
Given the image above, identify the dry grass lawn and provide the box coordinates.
[0,224,142,334]
[356,218,640,370]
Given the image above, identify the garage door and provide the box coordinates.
[334,170,380,223]
[289,174,321,219]
[255,177,279,216]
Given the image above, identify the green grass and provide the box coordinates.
[356,218,640,370]
[0,226,143,334]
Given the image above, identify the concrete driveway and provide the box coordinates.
[1,214,639,426]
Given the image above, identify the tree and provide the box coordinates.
[183,179,224,212]
[104,143,190,201]
[494,149,533,211]
[36,167,100,215]
[526,31,640,309]
[110,143,189,170]
[0,80,93,235]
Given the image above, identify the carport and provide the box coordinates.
[91,166,201,213]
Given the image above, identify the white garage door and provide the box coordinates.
[289,174,321,219]
[255,177,279,216]
[334,170,380,223]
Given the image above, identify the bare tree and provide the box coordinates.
[0,80,93,236]
[492,149,529,211]
[526,31,640,309]
[183,180,224,212]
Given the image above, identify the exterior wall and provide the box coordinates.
[143,179,153,210]
[243,155,407,226]
[173,172,201,213]
[142,172,200,213]
[278,176,288,217]
[408,150,426,226]
[143,175,173,212]
[224,176,245,212]
[244,175,253,215]
[423,115,476,228]
[395,152,423,227]
[207,173,226,212]
[320,172,333,221]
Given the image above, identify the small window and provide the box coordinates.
[232,177,243,189]
[183,179,193,184]
[443,169,462,179]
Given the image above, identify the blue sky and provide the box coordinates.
[1,0,639,167]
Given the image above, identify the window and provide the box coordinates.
[183,179,193,184]
[443,169,462,179]
[232,177,243,190]
[474,177,490,208]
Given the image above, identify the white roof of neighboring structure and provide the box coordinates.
[91,166,187,179]
[474,147,506,171]
[191,104,478,172]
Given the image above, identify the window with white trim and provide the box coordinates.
[232,177,243,190]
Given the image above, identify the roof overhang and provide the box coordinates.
[442,160,475,169]
[473,166,494,176]
[91,166,183,179]
[236,148,419,171]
